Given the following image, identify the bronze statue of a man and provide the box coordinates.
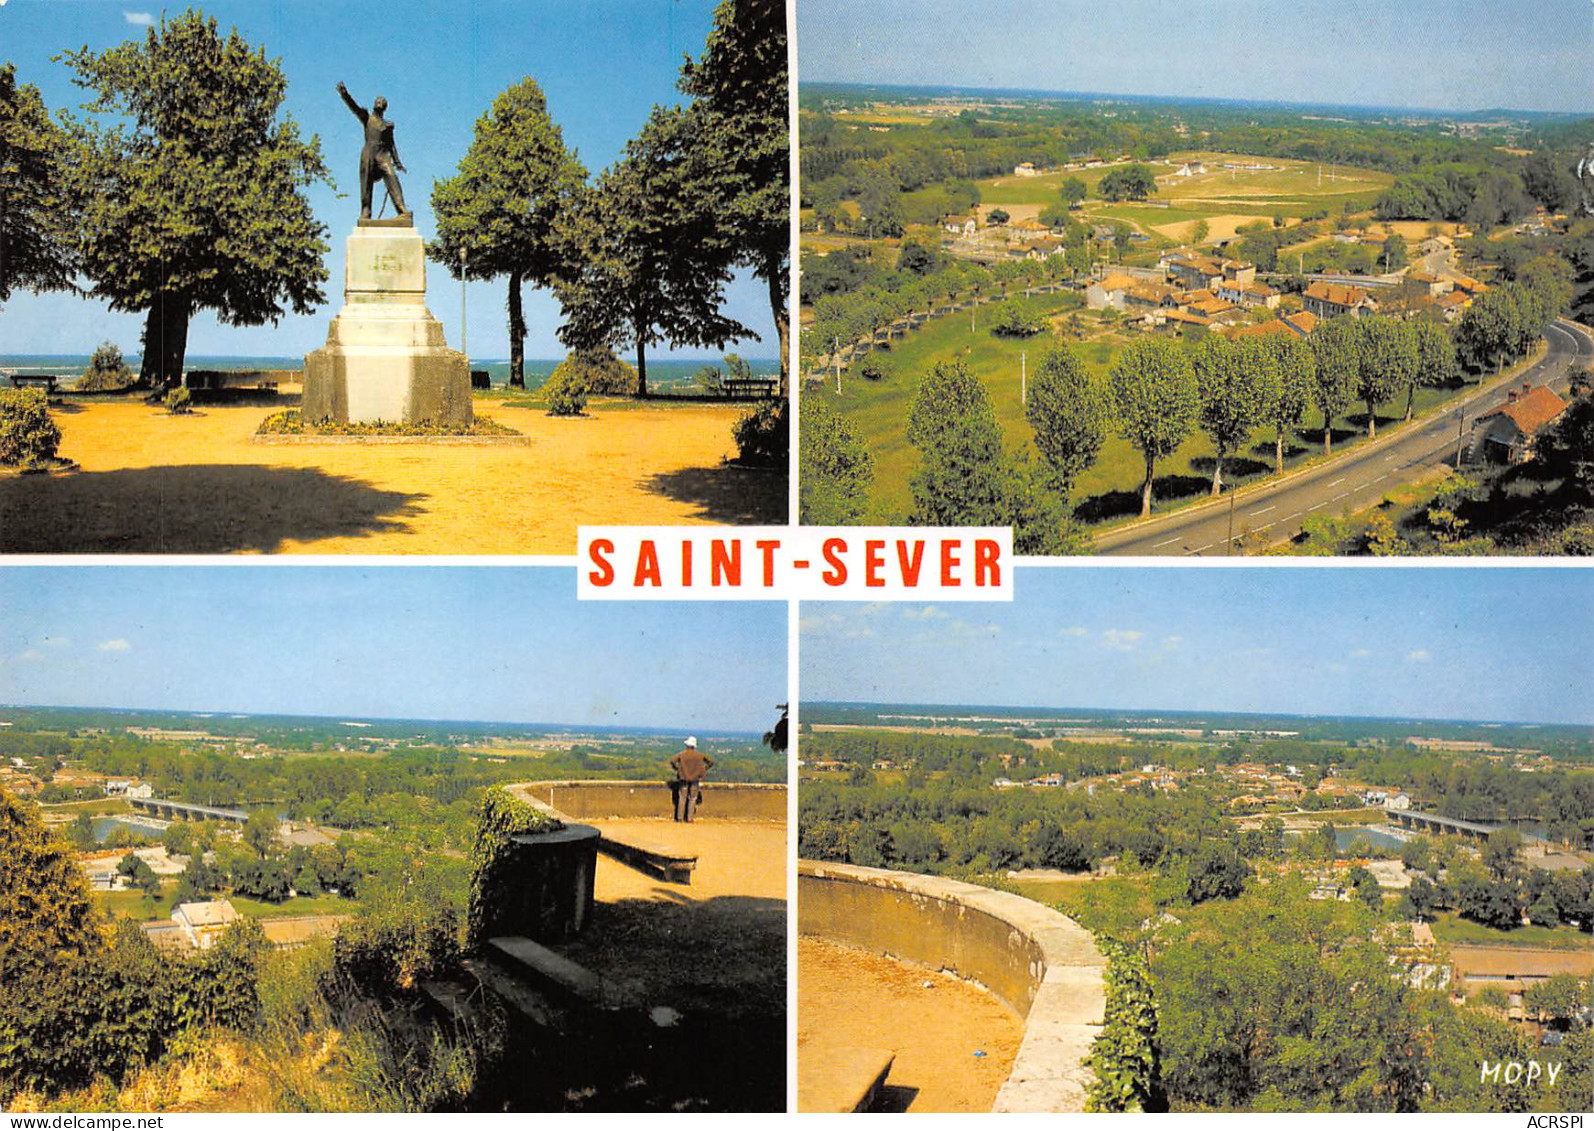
[337,82,409,219]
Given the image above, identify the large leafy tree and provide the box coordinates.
[1262,332,1315,474]
[57,12,331,387]
[554,106,748,396]
[1309,315,1360,453]
[430,79,586,389]
[678,0,789,388]
[1025,343,1111,496]
[1194,335,1272,495]
[0,65,75,309]
[1354,316,1418,438]
[1408,319,1458,421]
[800,400,874,524]
[1108,337,1199,517]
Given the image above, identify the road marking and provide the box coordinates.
[1248,505,1276,516]
[1333,492,1350,501]
[1327,477,1346,487]
[1284,511,1302,521]
[1153,536,1181,548]
[1187,544,1213,554]
[1373,475,1388,484]
[1307,502,1326,511]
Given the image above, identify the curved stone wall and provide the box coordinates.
[798,860,1104,1113]
[511,779,785,823]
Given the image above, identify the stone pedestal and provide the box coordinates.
[501,824,601,943]
[303,217,471,425]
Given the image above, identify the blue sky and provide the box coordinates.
[0,567,787,733]
[0,0,776,360]
[799,0,1594,114]
[801,567,1594,725]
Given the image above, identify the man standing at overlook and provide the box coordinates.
[337,81,409,219]
[669,736,714,823]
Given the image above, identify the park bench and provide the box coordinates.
[720,374,781,400]
[8,373,59,395]
[596,827,698,884]
[184,370,285,393]
[797,1046,897,1112]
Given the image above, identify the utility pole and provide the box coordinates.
[1227,486,1236,555]
[1021,350,1027,405]
[459,247,468,361]
[1454,407,1467,466]
[833,336,842,394]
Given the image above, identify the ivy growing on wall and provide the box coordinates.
[1085,938,1166,1112]
[465,787,562,950]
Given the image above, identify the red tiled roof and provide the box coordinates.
[1226,320,1294,339]
[1304,281,1369,307]
[1477,386,1567,436]
[1282,310,1320,335]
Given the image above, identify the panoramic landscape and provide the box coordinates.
[796,0,1594,555]
[0,567,789,1111]
[0,0,788,552]
[797,568,1593,1112]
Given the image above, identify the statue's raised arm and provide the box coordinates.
[336,81,368,124]
[337,82,410,221]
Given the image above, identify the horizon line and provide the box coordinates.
[804,699,1592,732]
[799,79,1594,123]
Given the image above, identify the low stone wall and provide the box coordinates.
[512,780,785,823]
[798,860,1104,1113]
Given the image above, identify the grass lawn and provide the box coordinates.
[1431,911,1591,951]
[805,297,1502,527]
[228,892,361,919]
[94,882,176,921]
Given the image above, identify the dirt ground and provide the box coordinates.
[0,396,785,554]
[797,936,1024,1113]
[557,819,786,1019]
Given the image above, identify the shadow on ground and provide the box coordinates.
[1075,472,1210,523]
[0,464,424,553]
[643,464,787,524]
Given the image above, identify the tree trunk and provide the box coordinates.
[1366,398,1377,438]
[635,333,648,398]
[767,251,789,394]
[1211,449,1225,497]
[507,269,526,389]
[1276,427,1286,476]
[138,296,192,390]
[1141,453,1156,517]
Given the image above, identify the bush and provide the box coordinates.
[857,355,891,382]
[541,365,589,416]
[0,388,62,467]
[549,348,638,397]
[78,342,135,392]
[732,398,788,468]
[989,299,1045,338]
[163,386,193,415]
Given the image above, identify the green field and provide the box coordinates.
[1431,911,1591,951]
[807,299,1493,527]
[93,884,175,920]
[229,892,360,920]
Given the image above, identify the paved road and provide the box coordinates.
[1097,318,1593,556]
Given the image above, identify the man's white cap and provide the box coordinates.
[685,736,698,748]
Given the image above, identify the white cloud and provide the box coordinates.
[124,11,155,26]
[798,612,845,634]
[1102,629,1143,652]
[1059,626,1089,638]
[98,639,132,653]
[1406,649,1432,663]
[1161,634,1183,649]
[42,636,70,649]
[901,606,950,622]
[19,649,44,662]
[1349,648,1372,659]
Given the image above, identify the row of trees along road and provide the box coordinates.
[0,1,787,394]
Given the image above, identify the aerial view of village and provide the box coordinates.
[0,0,788,553]
[796,0,1594,555]
[796,567,1593,1112]
[0,566,789,1111]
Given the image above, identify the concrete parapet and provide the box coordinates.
[510,779,786,823]
[797,860,1105,1113]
